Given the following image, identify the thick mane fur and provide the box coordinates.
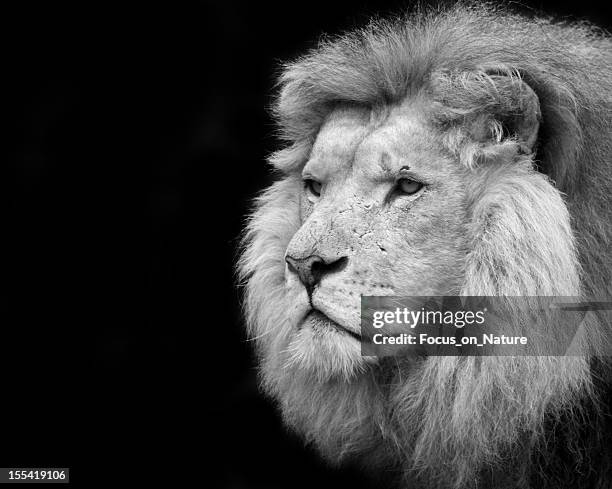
[238,4,612,489]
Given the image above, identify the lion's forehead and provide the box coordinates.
[306,111,371,179]
[306,104,446,183]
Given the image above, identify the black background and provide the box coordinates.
[4,1,611,487]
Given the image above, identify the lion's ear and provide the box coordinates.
[470,74,541,153]
[434,71,542,162]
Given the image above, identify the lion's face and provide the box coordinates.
[282,104,468,377]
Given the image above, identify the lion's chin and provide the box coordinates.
[282,311,371,382]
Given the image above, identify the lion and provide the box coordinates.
[238,4,612,489]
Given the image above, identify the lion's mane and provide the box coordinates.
[238,4,612,488]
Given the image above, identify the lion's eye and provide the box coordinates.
[304,179,322,198]
[396,178,423,195]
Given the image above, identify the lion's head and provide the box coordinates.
[239,5,612,488]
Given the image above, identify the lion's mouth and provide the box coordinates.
[303,309,362,342]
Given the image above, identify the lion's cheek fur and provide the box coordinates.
[239,178,302,361]
[462,158,581,297]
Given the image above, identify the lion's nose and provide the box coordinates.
[285,254,348,293]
